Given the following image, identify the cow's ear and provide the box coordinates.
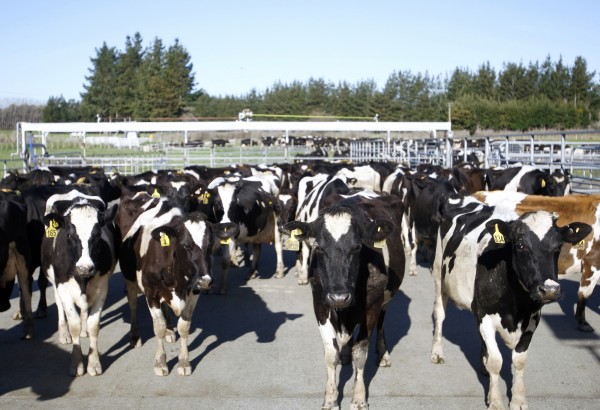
[43,213,64,229]
[559,222,592,244]
[103,204,118,225]
[150,226,178,247]
[282,221,311,240]
[484,219,511,248]
[365,218,394,243]
[212,222,239,241]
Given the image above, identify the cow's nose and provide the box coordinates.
[537,283,561,302]
[190,274,212,293]
[76,265,95,278]
[326,293,352,309]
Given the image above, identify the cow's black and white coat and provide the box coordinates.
[284,191,406,409]
[115,191,237,375]
[430,195,591,409]
[203,174,282,294]
[41,192,118,376]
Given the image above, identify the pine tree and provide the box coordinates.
[570,56,595,107]
[81,43,118,121]
[115,33,144,120]
[163,38,196,116]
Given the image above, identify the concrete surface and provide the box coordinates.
[1,246,599,409]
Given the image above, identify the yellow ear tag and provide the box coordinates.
[151,188,161,198]
[76,176,86,184]
[199,191,210,205]
[160,232,170,247]
[45,219,59,238]
[373,227,386,248]
[573,239,585,250]
[284,229,302,251]
[493,223,505,244]
[220,227,233,245]
[541,179,546,188]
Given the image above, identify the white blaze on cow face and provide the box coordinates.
[217,184,236,223]
[184,220,207,249]
[521,211,554,242]
[68,205,98,271]
[324,213,352,241]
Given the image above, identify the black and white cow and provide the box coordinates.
[430,194,591,409]
[485,165,567,196]
[41,192,118,376]
[0,192,34,339]
[115,191,237,375]
[201,174,282,294]
[283,192,406,410]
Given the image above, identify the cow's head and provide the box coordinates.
[150,213,238,293]
[283,204,394,309]
[43,198,112,279]
[484,212,591,303]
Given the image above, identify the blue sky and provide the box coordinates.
[1,1,598,105]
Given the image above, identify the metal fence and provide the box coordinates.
[3,129,600,193]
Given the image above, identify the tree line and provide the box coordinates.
[2,33,599,133]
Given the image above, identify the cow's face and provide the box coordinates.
[150,214,238,293]
[284,208,393,309]
[485,212,591,303]
[44,202,107,279]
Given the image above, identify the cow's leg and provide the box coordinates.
[57,285,85,376]
[575,266,599,332]
[246,243,261,281]
[162,302,177,343]
[219,244,231,295]
[479,317,504,410]
[85,275,110,376]
[402,215,417,276]
[15,254,35,340]
[125,278,141,348]
[294,245,302,276]
[375,306,391,367]
[509,350,528,410]
[431,279,448,364]
[273,216,285,279]
[148,303,169,376]
[35,269,49,318]
[318,319,340,410]
[176,294,198,376]
[298,241,310,285]
[350,327,371,410]
[52,283,72,344]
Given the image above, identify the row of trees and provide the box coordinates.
[5,32,600,133]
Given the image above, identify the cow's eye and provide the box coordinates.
[515,241,525,250]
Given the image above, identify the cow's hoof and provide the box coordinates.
[59,335,73,345]
[350,400,368,410]
[274,271,285,279]
[12,311,22,320]
[70,363,85,377]
[488,401,506,410]
[166,330,177,343]
[378,352,391,367]
[154,366,169,376]
[130,336,142,349]
[177,362,192,376]
[430,354,445,364]
[21,329,35,340]
[321,402,340,410]
[246,271,259,281]
[297,278,308,285]
[87,363,103,376]
[219,288,228,295]
[509,398,528,410]
[577,322,594,333]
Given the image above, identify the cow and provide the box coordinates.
[485,165,565,196]
[282,191,406,410]
[0,192,35,340]
[474,191,600,332]
[293,171,352,284]
[430,194,591,409]
[115,191,237,375]
[201,174,283,294]
[41,192,119,376]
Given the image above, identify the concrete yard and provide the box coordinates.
[1,246,599,409]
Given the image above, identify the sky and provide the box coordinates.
[1,0,598,106]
